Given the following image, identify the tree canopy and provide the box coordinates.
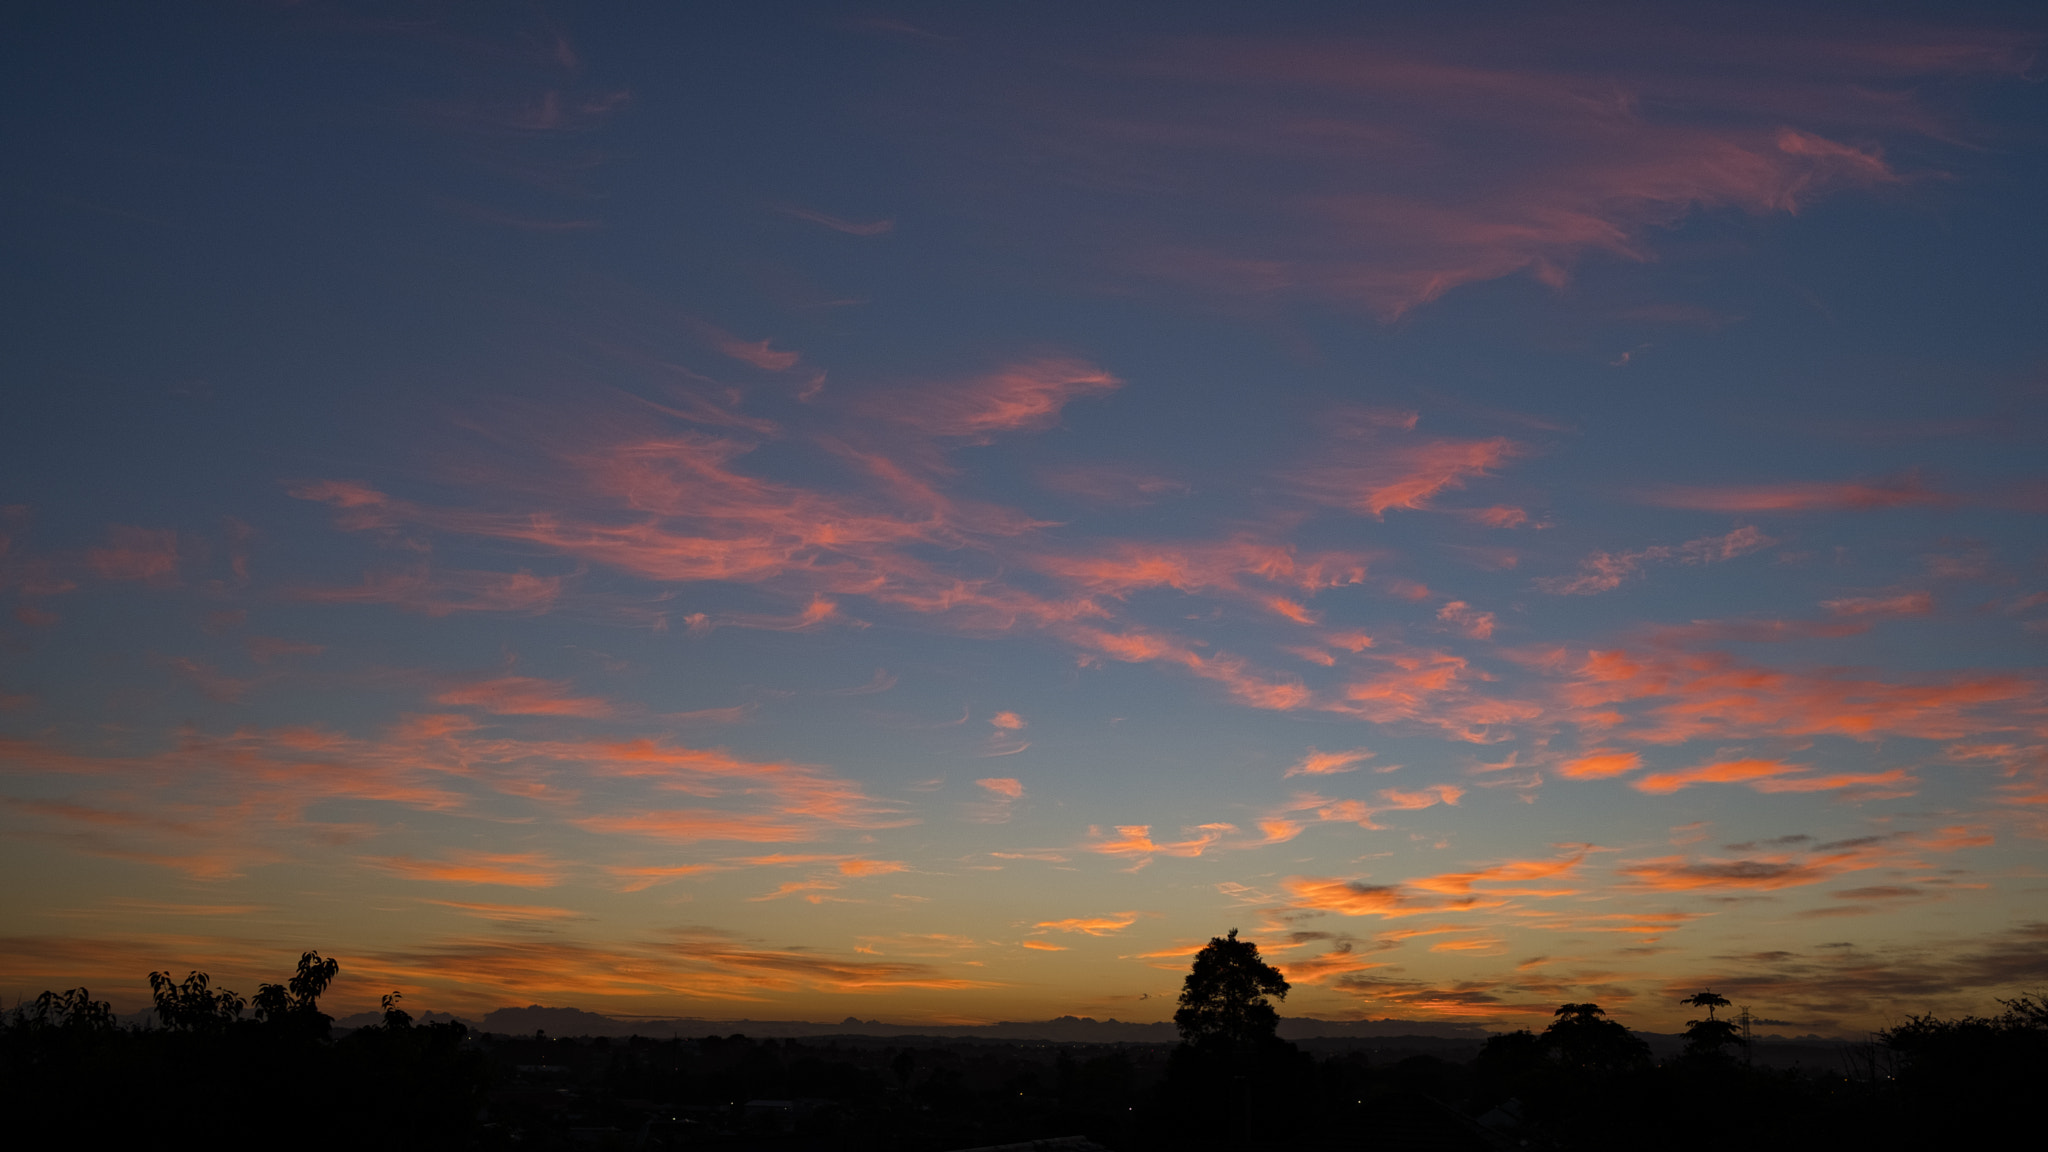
[1173,928,1290,1053]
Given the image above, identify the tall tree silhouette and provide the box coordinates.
[1168,929,1306,1149]
[1174,928,1290,1055]
[1678,991,1741,1060]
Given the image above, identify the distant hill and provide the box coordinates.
[384,1006,1497,1042]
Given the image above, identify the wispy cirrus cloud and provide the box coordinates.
[435,676,615,717]
[777,205,895,236]
[957,20,1992,319]
[1616,826,1991,893]
[370,851,567,888]
[87,525,179,584]
[1287,746,1375,777]
[870,357,1120,440]
[1538,526,1772,595]
[1290,418,1518,519]
[1033,912,1141,936]
[1646,472,1950,513]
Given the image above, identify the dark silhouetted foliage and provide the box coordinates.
[1,953,486,1150]
[1543,1001,1651,1073]
[1173,928,1289,1054]
[6,956,2044,1151]
[1679,989,1743,1061]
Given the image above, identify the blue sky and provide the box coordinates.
[3,1,2045,1031]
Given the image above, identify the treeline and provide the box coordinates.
[2,954,486,1150]
[5,953,2045,1150]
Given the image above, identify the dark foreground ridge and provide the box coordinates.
[4,944,2045,1150]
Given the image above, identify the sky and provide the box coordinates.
[2,1,2046,1035]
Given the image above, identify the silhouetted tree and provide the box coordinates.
[1174,928,1290,1055]
[378,990,412,1029]
[1678,991,1742,1061]
[251,950,338,1037]
[1543,1002,1650,1073]
[1165,929,1308,1148]
[19,986,116,1032]
[149,969,245,1032]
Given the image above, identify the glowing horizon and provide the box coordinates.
[3,3,2045,1035]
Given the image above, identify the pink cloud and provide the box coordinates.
[1646,472,1949,512]
[1287,747,1374,777]
[876,358,1120,439]
[87,526,179,584]
[1539,526,1772,595]
[1036,463,1191,507]
[1822,592,1934,619]
[434,677,614,718]
[1293,435,1518,518]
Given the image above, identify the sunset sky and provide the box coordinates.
[4,2,2046,1034]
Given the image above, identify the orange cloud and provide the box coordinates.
[1088,823,1236,858]
[1558,750,1640,779]
[422,900,588,923]
[1288,747,1375,777]
[574,810,810,843]
[1279,944,1384,984]
[1034,912,1141,936]
[358,931,993,1010]
[370,851,565,888]
[1020,940,1068,951]
[1437,600,1495,640]
[1564,645,2044,746]
[434,676,614,717]
[1406,848,1591,896]
[989,711,1026,730]
[1323,647,1543,743]
[1749,769,1917,797]
[1293,435,1518,518]
[1632,758,1802,794]
[750,878,844,903]
[1277,781,1465,833]
[605,864,719,892]
[837,858,908,877]
[976,777,1025,799]
[1281,877,1506,919]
